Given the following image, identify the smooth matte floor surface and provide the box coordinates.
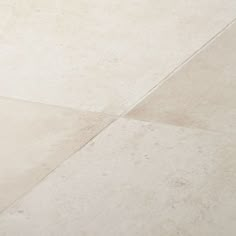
[0,1,236,235]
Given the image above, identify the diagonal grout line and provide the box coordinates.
[121,16,236,117]
[1,16,236,119]
[1,16,236,216]
[0,117,117,215]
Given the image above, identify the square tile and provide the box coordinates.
[1,119,236,235]
[0,0,236,114]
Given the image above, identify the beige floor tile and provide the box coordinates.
[0,97,112,211]
[0,118,236,236]
[0,1,236,114]
[127,22,236,134]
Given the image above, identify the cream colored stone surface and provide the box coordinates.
[0,97,112,212]
[1,1,236,235]
[127,22,236,133]
[0,1,236,114]
[0,119,236,236]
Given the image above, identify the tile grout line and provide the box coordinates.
[1,16,236,216]
[0,95,116,118]
[1,16,236,120]
[0,118,117,215]
[121,16,236,117]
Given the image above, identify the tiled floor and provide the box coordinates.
[0,1,236,235]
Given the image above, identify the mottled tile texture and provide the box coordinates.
[0,97,112,211]
[0,119,236,236]
[0,1,236,235]
[0,0,236,114]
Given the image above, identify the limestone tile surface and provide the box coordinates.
[1,118,236,236]
[0,0,236,114]
[0,97,112,211]
[127,22,236,134]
